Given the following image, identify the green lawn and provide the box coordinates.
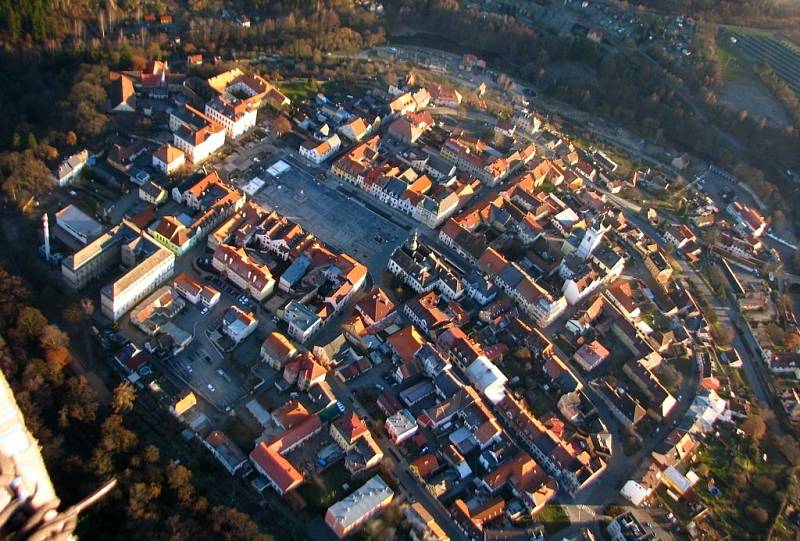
[537,504,571,536]
[716,38,750,82]
[277,80,321,101]
[298,463,351,514]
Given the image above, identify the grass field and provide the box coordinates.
[537,504,571,536]
[278,80,321,101]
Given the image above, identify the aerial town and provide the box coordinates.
[2,1,800,540]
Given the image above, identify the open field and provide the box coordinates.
[716,35,793,125]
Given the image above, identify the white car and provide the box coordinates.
[201,307,209,315]
[207,383,215,392]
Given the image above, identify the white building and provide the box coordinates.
[173,272,220,307]
[204,96,258,138]
[299,134,341,164]
[465,356,508,404]
[384,409,418,444]
[170,104,226,164]
[325,476,394,539]
[283,301,322,344]
[152,144,185,174]
[53,150,89,186]
[100,243,175,321]
[222,306,257,343]
[576,218,609,260]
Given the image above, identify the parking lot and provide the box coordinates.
[151,257,276,412]
[252,155,410,273]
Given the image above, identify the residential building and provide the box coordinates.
[222,306,257,343]
[330,411,368,451]
[596,382,646,428]
[139,180,167,205]
[664,223,696,249]
[452,498,506,539]
[624,359,676,418]
[172,272,220,307]
[644,251,672,284]
[607,512,657,541]
[53,149,89,186]
[331,136,381,188]
[573,340,610,372]
[405,502,450,541]
[205,95,258,138]
[727,201,767,237]
[212,245,275,301]
[169,104,226,164]
[355,287,395,327]
[465,356,508,404]
[260,332,298,370]
[283,301,322,343]
[203,431,247,474]
[299,134,341,164]
[152,144,185,174]
[250,413,322,495]
[63,222,174,319]
[109,73,136,112]
[338,117,372,142]
[325,476,394,539]
[283,351,326,390]
[100,238,175,321]
[404,291,452,336]
[385,408,418,444]
[207,68,289,110]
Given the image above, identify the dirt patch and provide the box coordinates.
[718,71,792,126]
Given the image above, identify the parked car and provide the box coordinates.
[201,307,209,315]
[207,384,215,392]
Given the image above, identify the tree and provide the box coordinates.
[273,115,292,136]
[62,304,84,328]
[765,322,786,347]
[711,322,735,344]
[39,323,69,350]
[513,346,532,363]
[657,363,682,390]
[127,482,162,520]
[742,414,767,442]
[12,306,47,345]
[754,475,776,495]
[59,376,98,426]
[0,151,52,206]
[100,414,138,454]
[111,381,136,414]
[65,130,78,147]
[746,505,769,524]
[44,346,70,371]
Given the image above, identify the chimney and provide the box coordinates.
[42,213,51,260]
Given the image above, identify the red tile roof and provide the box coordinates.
[387,326,426,363]
[332,411,368,444]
